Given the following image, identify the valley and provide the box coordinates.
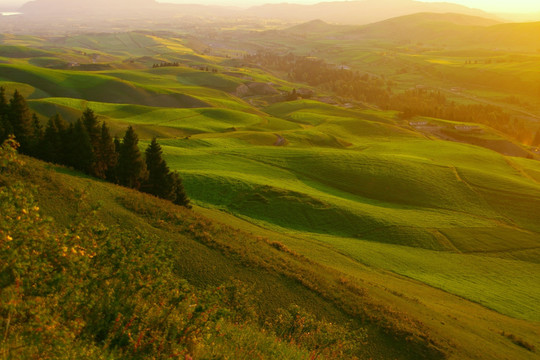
[1,6,540,359]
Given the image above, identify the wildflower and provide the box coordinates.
[6,235,13,242]
[32,206,39,212]
[22,209,28,215]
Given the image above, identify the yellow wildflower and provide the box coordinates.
[32,206,40,212]
[6,235,13,242]
[22,209,28,215]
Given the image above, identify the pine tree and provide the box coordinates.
[81,108,100,149]
[29,113,43,157]
[0,87,7,118]
[8,90,33,153]
[95,122,117,180]
[40,114,67,164]
[0,87,7,143]
[170,171,190,208]
[41,117,60,162]
[143,137,174,199]
[65,120,94,173]
[0,115,10,144]
[0,86,8,116]
[117,126,147,189]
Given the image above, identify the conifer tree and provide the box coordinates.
[41,117,60,162]
[0,89,11,143]
[40,114,67,163]
[144,137,173,199]
[0,115,10,144]
[170,171,190,208]
[65,120,94,173]
[81,108,100,149]
[8,90,33,153]
[117,126,147,189]
[0,87,6,118]
[29,113,43,156]
[95,122,117,180]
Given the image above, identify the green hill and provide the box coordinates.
[1,29,540,360]
[1,140,445,360]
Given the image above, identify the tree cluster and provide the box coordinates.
[243,51,391,104]
[243,52,528,142]
[387,88,526,140]
[152,62,180,68]
[0,87,190,207]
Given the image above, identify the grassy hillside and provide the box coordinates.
[2,130,539,360]
[1,140,447,360]
[1,28,540,360]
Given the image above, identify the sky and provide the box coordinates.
[1,0,539,14]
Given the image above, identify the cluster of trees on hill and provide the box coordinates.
[0,87,189,207]
[243,52,534,143]
[387,88,529,141]
[152,61,180,68]
[244,52,390,104]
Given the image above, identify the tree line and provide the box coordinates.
[152,62,180,68]
[0,87,190,207]
[243,51,539,144]
[386,88,533,143]
[244,51,391,104]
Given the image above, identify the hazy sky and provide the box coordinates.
[1,0,539,13]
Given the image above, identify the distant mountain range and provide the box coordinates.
[244,0,500,24]
[18,0,238,18]
[282,12,540,52]
[18,0,502,24]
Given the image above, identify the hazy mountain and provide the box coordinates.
[284,19,354,34]
[244,0,500,25]
[345,12,500,40]
[19,0,237,18]
[343,12,540,51]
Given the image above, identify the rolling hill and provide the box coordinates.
[344,13,540,51]
[1,28,540,360]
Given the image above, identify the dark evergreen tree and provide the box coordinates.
[95,122,117,180]
[41,116,60,162]
[65,120,94,173]
[143,137,174,199]
[0,88,11,143]
[117,126,147,189]
[170,171,190,208]
[0,87,7,119]
[81,108,100,148]
[29,113,44,156]
[0,115,10,144]
[40,114,68,163]
[8,90,33,153]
